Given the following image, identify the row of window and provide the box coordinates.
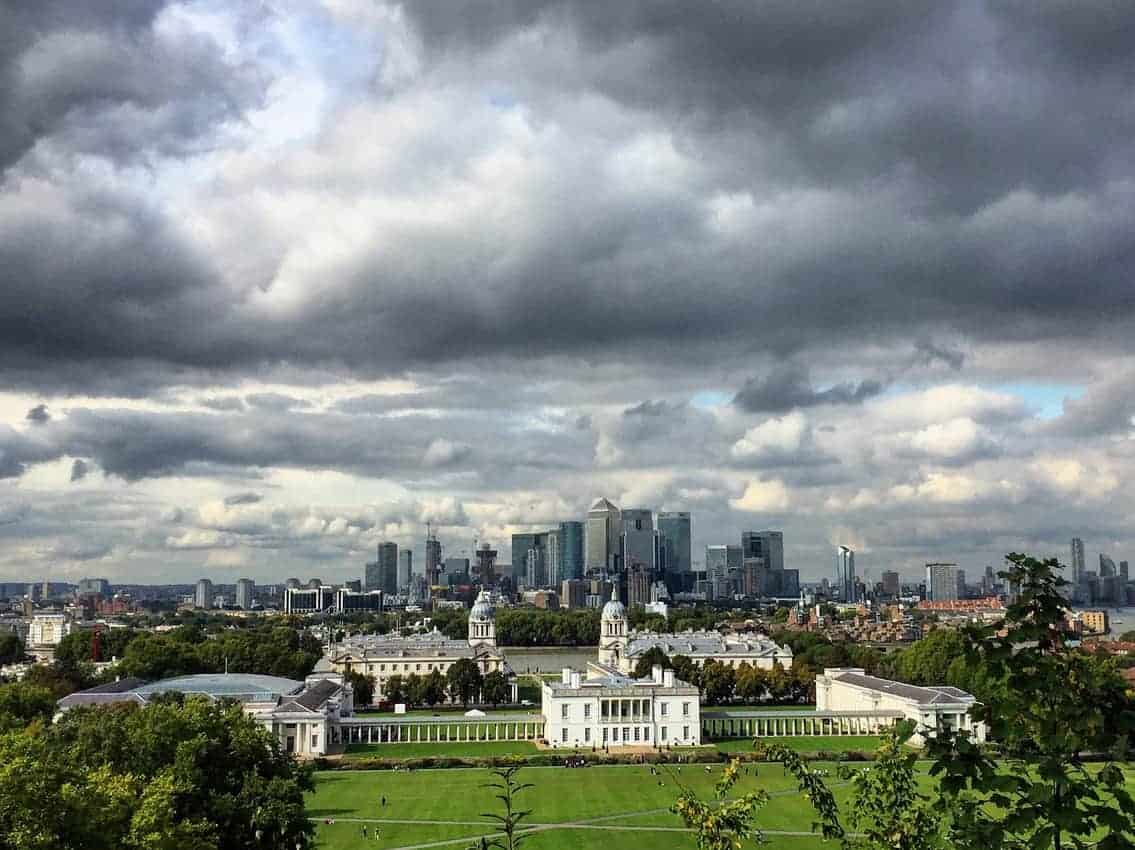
[557,725,691,743]
[561,700,691,720]
[346,660,495,675]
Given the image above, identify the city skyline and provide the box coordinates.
[3,2,1135,585]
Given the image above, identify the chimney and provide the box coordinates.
[652,664,663,683]
[663,670,674,688]
[570,672,581,689]
[562,667,572,685]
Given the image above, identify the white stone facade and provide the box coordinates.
[541,663,701,749]
[816,667,986,746]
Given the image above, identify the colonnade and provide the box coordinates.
[337,718,545,745]
[701,712,901,738]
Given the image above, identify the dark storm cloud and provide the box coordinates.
[0,0,266,172]
[0,0,1131,394]
[733,364,884,413]
[913,340,966,371]
[25,405,50,424]
[69,458,89,482]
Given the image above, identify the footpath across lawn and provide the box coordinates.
[308,762,840,850]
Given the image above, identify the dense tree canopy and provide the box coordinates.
[0,633,24,665]
[0,697,312,850]
[446,658,483,707]
[115,626,321,682]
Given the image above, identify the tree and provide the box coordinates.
[672,760,769,850]
[478,766,533,850]
[0,681,56,731]
[384,674,406,705]
[1120,630,1135,643]
[700,660,735,706]
[632,647,671,680]
[345,670,374,706]
[0,696,313,849]
[928,553,1135,850]
[447,658,484,707]
[894,628,966,685]
[671,655,701,688]
[404,673,424,706]
[0,632,24,665]
[765,660,790,702]
[422,669,447,706]
[734,662,766,704]
[482,671,511,706]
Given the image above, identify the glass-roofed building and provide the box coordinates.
[57,671,354,756]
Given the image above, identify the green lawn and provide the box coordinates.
[308,764,837,849]
[713,735,884,754]
[343,740,542,759]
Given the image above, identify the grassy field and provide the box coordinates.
[308,763,847,849]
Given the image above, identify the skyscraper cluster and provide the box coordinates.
[704,530,796,601]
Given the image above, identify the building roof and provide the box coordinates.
[276,678,345,713]
[130,673,304,703]
[55,677,150,710]
[627,630,791,660]
[589,497,619,513]
[470,590,494,622]
[601,586,625,621]
[544,663,698,695]
[829,670,977,706]
[57,673,348,714]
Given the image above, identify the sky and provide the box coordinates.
[2,0,1134,587]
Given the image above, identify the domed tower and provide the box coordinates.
[598,584,628,669]
[468,589,496,649]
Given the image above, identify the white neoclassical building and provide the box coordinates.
[324,590,516,703]
[57,672,353,756]
[598,584,792,674]
[542,587,702,748]
[816,667,987,745]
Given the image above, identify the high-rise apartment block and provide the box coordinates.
[925,562,961,602]
[881,570,900,597]
[194,578,214,609]
[235,578,254,610]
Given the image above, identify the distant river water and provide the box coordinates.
[503,647,598,673]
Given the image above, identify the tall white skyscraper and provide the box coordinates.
[235,578,254,610]
[195,578,213,609]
